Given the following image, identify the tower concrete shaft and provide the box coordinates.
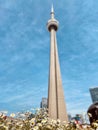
[47,6,68,122]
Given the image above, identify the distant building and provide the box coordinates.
[90,87,98,103]
[68,114,72,122]
[40,98,47,108]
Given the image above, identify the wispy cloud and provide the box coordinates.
[0,0,98,115]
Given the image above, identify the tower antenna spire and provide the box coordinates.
[51,4,54,13]
[51,4,54,19]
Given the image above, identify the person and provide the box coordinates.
[87,102,98,124]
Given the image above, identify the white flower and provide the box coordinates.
[41,119,47,124]
[57,119,61,124]
[51,119,57,124]
[37,123,42,127]
[33,126,39,130]
[30,118,35,126]
[10,113,15,117]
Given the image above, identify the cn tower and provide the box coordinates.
[47,6,68,121]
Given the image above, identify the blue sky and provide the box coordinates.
[0,0,98,116]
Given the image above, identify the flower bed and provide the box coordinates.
[0,109,97,130]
